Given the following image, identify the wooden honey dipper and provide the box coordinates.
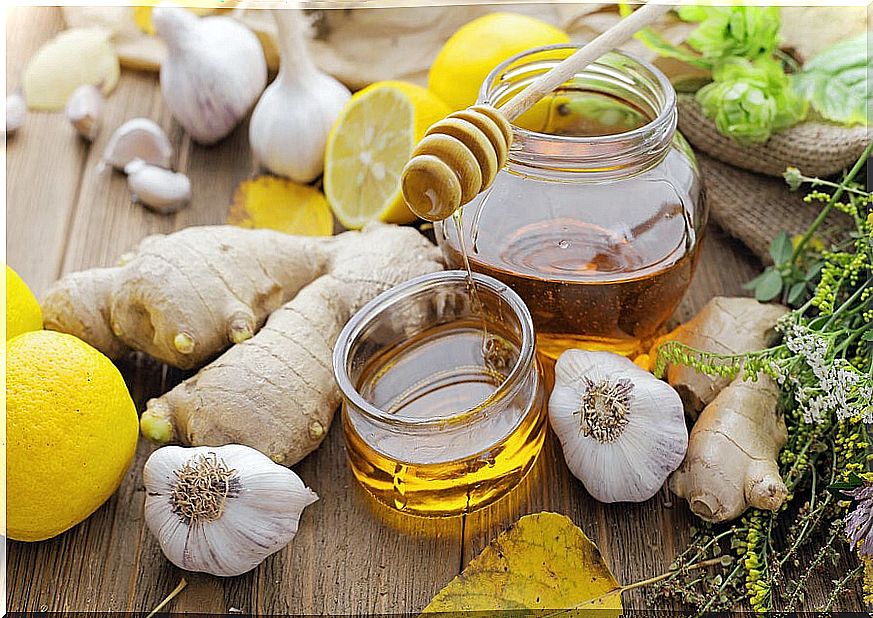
[401,2,673,222]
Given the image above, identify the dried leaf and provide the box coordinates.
[228,176,333,237]
[422,512,622,615]
[23,28,120,111]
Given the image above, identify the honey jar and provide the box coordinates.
[437,45,707,360]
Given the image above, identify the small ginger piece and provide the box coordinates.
[669,375,788,523]
[43,223,444,465]
[656,297,788,418]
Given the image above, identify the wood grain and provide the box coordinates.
[5,7,863,615]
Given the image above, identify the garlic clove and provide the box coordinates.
[65,84,104,141]
[549,349,688,504]
[125,158,192,214]
[153,5,267,145]
[248,9,351,183]
[143,444,317,577]
[6,92,26,135]
[102,118,173,171]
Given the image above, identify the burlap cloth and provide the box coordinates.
[697,151,851,265]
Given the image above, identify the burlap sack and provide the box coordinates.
[697,151,850,264]
[679,95,871,179]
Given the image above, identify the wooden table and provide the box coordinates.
[6,7,863,614]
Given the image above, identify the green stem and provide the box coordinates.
[791,141,873,263]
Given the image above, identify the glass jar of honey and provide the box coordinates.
[333,271,546,517]
[437,45,707,360]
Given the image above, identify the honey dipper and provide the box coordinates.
[401,2,673,222]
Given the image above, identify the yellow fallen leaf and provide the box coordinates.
[23,28,120,111]
[422,512,622,615]
[228,176,334,237]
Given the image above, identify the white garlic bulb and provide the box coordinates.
[248,9,351,182]
[102,118,173,171]
[549,349,688,503]
[153,5,267,145]
[125,159,192,214]
[143,444,318,577]
[65,84,104,141]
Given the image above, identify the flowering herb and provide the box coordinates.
[650,144,872,613]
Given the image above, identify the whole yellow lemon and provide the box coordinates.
[6,265,43,340]
[428,13,570,112]
[6,331,139,541]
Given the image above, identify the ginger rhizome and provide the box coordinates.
[656,296,788,418]
[669,375,788,523]
[43,224,444,464]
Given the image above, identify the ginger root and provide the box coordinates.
[669,375,788,523]
[656,297,788,418]
[44,223,444,464]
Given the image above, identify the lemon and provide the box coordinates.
[228,176,334,236]
[6,331,139,541]
[428,13,570,112]
[6,265,43,340]
[324,81,450,229]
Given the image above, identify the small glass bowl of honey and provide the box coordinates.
[332,270,546,517]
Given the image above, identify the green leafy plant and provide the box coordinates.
[793,33,872,126]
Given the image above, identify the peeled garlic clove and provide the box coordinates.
[144,444,318,577]
[153,6,267,145]
[102,118,173,171]
[6,92,26,135]
[65,84,104,141]
[126,159,191,214]
[548,349,688,504]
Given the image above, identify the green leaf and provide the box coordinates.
[862,330,873,342]
[787,281,806,305]
[794,33,872,126]
[753,268,783,301]
[769,231,793,265]
[804,262,824,281]
[742,271,767,290]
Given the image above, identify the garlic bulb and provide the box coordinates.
[65,84,104,141]
[249,9,351,182]
[143,444,318,577]
[125,159,192,214]
[102,118,173,171]
[153,5,267,145]
[6,92,26,134]
[549,349,688,503]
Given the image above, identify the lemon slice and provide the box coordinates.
[324,81,449,230]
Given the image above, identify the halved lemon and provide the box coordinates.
[324,81,450,230]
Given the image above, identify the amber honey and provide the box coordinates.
[334,272,546,518]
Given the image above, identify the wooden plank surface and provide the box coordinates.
[5,7,863,614]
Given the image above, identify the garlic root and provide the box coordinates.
[669,375,788,523]
[43,224,444,464]
[153,6,267,145]
[125,159,191,214]
[655,297,788,418]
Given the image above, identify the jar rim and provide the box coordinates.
[332,270,536,429]
[478,43,676,148]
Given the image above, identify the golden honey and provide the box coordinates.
[333,273,545,517]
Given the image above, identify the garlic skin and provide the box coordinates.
[549,349,688,503]
[153,6,267,145]
[6,92,26,134]
[125,159,192,214]
[65,84,104,141]
[249,9,351,182]
[102,118,173,171]
[143,444,318,577]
